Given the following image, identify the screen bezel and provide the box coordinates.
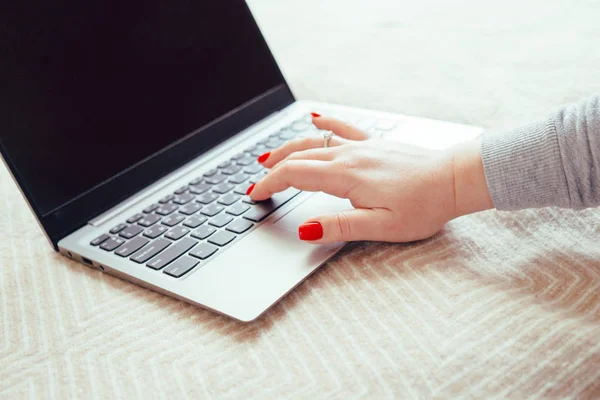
[0,3,295,249]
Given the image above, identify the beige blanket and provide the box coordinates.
[3,0,600,398]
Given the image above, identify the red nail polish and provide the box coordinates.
[310,112,321,118]
[298,221,323,241]
[245,183,255,195]
[257,152,271,163]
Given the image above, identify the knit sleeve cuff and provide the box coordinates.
[481,118,570,210]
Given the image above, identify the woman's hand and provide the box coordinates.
[248,115,493,243]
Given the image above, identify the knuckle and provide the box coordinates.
[335,156,359,173]
[341,157,358,170]
[334,211,353,241]
[278,160,294,174]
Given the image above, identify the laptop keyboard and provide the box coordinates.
[87,114,400,279]
[87,116,320,278]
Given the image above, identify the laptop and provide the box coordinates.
[0,1,481,321]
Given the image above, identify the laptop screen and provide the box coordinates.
[0,1,286,217]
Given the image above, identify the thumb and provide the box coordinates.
[311,115,370,141]
[298,208,393,243]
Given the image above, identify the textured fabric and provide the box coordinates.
[3,0,600,398]
[483,94,600,210]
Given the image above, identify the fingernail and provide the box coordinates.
[298,221,323,241]
[310,112,321,118]
[257,152,271,163]
[246,183,255,195]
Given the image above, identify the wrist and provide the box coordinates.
[450,138,494,219]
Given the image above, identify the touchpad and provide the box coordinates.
[273,192,352,233]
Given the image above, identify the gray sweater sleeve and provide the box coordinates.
[481,94,600,210]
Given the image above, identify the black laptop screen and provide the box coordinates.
[0,1,285,216]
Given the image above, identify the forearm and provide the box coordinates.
[481,94,600,210]
[449,94,600,217]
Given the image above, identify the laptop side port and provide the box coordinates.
[59,247,104,271]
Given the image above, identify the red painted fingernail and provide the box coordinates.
[310,112,321,118]
[298,221,323,241]
[246,183,255,195]
[257,152,271,163]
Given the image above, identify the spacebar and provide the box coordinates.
[146,238,198,270]
[243,188,301,222]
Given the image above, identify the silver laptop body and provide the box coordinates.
[0,1,480,321]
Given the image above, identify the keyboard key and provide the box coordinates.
[213,182,234,194]
[189,183,211,194]
[218,160,232,169]
[144,225,168,239]
[162,214,186,227]
[355,118,376,131]
[131,238,171,264]
[196,192,219,204]
[244,164,264,175]
[156,204,179,216]
[227,203,250,216]
[243,188,301,222]
[126,213,144,224]
[164,226,190,240]
[100,237,125,251]
[236,155,255,166]
[138,214,162,227]
[292,120,310,131]
[183,215,207,228]
[109,223,128,234]
[189,177,204,186]
[173,193,195,205]
[204,168,218,177]
[191,225,217,240]
[229,173,249,185]
[201,204,224,217]
[266,138,285,148]
[241,195,257,205]
[246,144,262,153]
[257,136,270,145]
[204,173,227,185]
[146,237,198,270]
[209,214,234,228]
[231,152,244,160]
[221,164,242,175]
[174,185,189,195]
[179,202,201,215]
[208,231,236,247]
[143,203,159,213]
[90,233,110,246]
[189,243,218,260]
[226,219,254,234]
[278,131,294,140]
[250,145,268,157]
[159,194,175,204]
[163,256,199,278]
[218,193,240,206]
[234,185,250,195]
[119,225,144,239]
[115,237,149,257]
[375,120,397,131]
